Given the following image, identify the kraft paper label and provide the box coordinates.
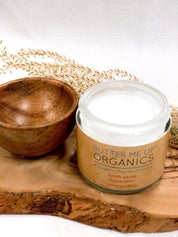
[77,125,169,192]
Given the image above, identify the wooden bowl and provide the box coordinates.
[0,77,78,156]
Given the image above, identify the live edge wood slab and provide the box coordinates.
[0,129,178,233]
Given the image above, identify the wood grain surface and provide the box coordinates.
[0,129,177,233]
[0,77,78,156]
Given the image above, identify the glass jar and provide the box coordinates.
[76,80,170,194]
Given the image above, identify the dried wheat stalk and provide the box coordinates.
[0,40,177,147]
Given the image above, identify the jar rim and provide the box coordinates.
[79,80,170,130]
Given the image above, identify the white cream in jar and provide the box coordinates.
[76,80,170,194]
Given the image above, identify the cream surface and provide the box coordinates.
[88,90,162,125]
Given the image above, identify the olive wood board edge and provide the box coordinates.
[0,130,177,233]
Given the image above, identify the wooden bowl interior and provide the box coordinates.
[0,79,76,126]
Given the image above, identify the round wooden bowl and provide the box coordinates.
[0,77,78,156]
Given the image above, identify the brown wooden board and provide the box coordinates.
[0,129,177,233]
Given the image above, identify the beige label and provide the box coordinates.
[77,125,169,192]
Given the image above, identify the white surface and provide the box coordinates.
[88,86,162,125]
[0,0,178,106]
[0,0,178,236]
[0,215,178,237]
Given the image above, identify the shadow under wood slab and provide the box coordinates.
[0,130,177,233]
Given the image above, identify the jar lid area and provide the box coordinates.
[88,88,162,125]
[78,80,170,146]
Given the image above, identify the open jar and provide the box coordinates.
[76,80,170,194]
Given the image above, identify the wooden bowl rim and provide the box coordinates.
[0,77,78,129]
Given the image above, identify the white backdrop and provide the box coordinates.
[0,0,178,236]
[1,0,178,105]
